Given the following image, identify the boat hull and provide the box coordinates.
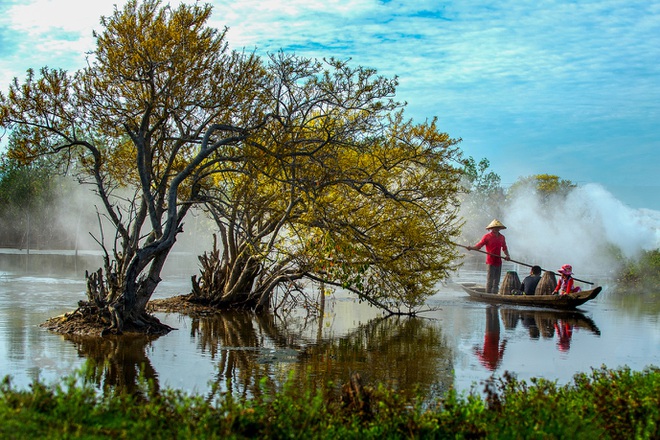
[459,282,602,309]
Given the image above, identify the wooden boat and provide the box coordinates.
[459,282,602,309]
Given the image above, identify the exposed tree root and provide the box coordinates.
[41,301,174,337]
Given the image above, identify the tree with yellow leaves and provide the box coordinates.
[191,52,464,315]
[1,0,269,334]
[508,174,576,204]
[1,0,464,333]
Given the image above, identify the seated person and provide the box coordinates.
[553,264,582,295]
[520,265,542,295]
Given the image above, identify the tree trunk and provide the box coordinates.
[84,244,175,335]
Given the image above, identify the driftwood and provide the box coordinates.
[341,373,373,419]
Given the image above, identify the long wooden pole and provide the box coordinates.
[455,243,594,285]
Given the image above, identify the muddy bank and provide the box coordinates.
[40,295,209,337]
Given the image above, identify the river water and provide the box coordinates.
[1,250,658,398]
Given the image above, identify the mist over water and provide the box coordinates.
[502,183,660,277]
[6,175,659,285]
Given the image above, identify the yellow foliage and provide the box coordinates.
[1,0,465,314]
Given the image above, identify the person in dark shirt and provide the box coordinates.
[520,265,542,295]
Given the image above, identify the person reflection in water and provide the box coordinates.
[554,320,574,352]
[474,306,507,371]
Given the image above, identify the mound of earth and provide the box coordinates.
[41,311,109,337]
[41,295,218,337]
[147,294,220,316]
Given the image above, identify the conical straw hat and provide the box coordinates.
[486,219,506,229]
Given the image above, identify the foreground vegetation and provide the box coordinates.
[1,366,657,439]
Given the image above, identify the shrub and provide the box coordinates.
[1,366,658,438]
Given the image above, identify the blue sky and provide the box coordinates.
[1,0,659,210]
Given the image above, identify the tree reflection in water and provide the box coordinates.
[191,310,454,403]
[190,311,286,400]
[296,316,453,402]
[62,309,454,401]
[66,334,160,396]
[61,305,603,398]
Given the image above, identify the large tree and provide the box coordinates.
[190,52,464,314]
[0,0,269,334]
[1,0,464,330]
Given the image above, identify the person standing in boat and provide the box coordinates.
[467,219,511,293]
[520,265,542,295]
[553,264,581,295]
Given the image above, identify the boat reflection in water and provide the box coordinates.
[475,306,601,370]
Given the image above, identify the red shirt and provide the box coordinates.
[474,231,508,266]
[474,333,507,371]
[555,276,577,295]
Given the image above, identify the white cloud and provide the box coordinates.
[0,0,124,86]
[1,0,659,209]
[7,0,120,33]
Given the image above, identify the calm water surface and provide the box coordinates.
[1,251,658,398]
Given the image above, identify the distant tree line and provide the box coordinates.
[0,154,96,250]
[458,156,576,243]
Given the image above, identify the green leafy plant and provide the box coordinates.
[1,366,658,439]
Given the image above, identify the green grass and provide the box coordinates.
[1,366,658,439]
